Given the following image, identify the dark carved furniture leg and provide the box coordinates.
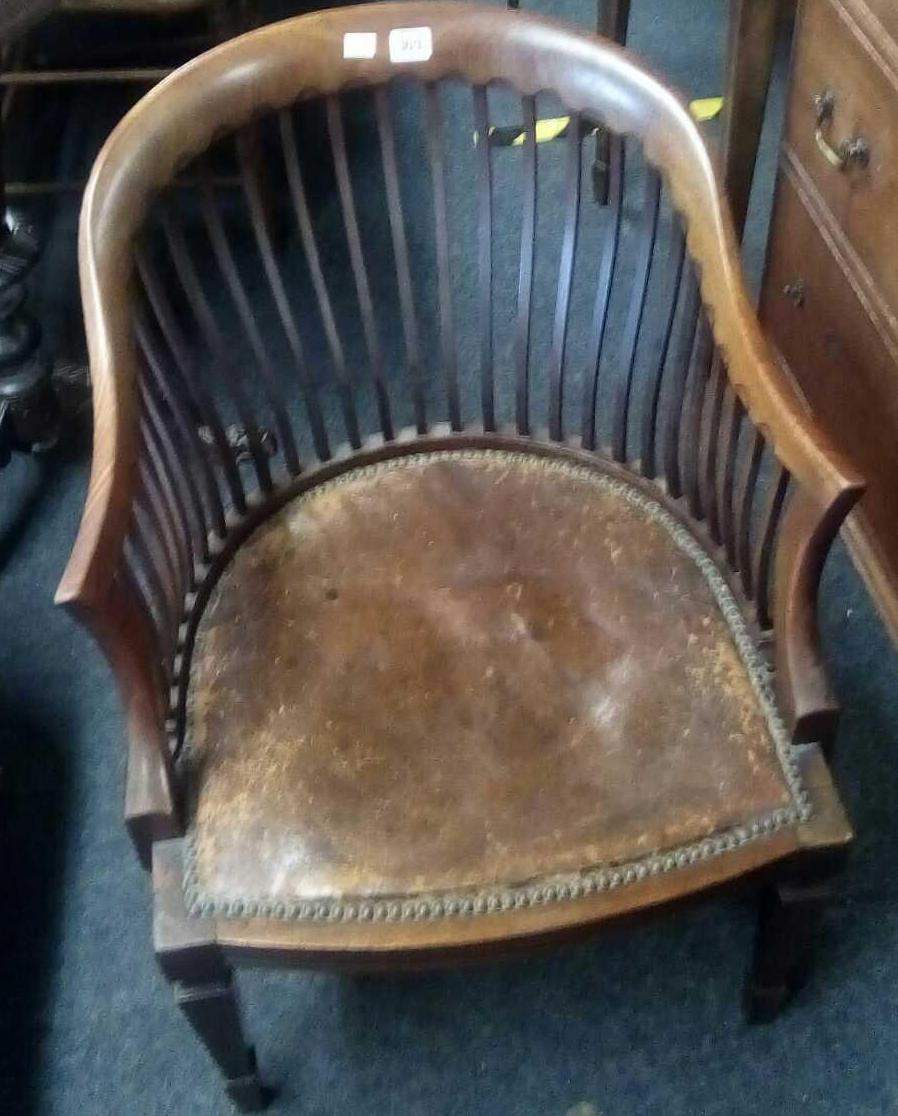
[154,840,269,1112]
[744,877,833,1023]
[593,0,631,201]
[722,0,780,240]
[0,136,58,462]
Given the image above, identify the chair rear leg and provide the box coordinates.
[744,877,833,1023]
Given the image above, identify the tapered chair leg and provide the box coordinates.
[173,969,267,1111]
[744,878,832,1023]
[154,839,270,1111]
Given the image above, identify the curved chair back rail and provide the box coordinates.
[56,3,863,852]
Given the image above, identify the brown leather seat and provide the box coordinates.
[184,449,807,922]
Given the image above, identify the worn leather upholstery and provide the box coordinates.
[184,450,807,919]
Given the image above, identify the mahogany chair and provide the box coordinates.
[58,4,864,1108]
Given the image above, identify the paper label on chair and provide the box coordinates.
[388,26,433,63]
[343,32,378,59]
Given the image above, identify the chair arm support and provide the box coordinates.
[774,484,863,754]
[61,571,182,866]
[125,750,182,870]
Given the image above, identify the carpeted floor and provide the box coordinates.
[2,1,898,1114]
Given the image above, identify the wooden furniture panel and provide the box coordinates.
[858,0,898,44]
[761,160,898,637]
[762,0,898,646]
[722,0,781,237]
[786,0,898,315]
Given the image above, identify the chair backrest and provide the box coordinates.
[57,3,863,805]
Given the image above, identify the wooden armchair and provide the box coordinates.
[58,4,864,1108]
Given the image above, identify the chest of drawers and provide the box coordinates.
[761,0,898,642]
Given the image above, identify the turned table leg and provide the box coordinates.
[722,0,781,240]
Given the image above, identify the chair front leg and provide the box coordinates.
[154,839,269,1111]
[174,969,267,1111]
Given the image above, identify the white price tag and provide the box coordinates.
[388,26,433,63]
[343,32,377,60]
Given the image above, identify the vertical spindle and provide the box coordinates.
[717,386,744,569]
[161,214,274,496]
[135,247,248,517]
[139,376,210,567]
[611,165,661,462]
[198,159,302,473]
[548,114,582,441]
[581,131,624,451]
[662,269,701,496]
[473,85,495,431]
[241,117,331,462]
[754,464,791,629]
[640,219,686,478]
[698,353,726,541]
[425,83,461,431]
[681,315,714,518]
[375,85,427,434]
[322,98,394,442]
[736,427,764,595]
[515,94,537,436]
[135,310,226,542]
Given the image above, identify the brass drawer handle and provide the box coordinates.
[813,89,870,170]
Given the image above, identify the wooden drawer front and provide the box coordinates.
[787,0,898,312]
[761,169,898,607]
[859,0,898,46]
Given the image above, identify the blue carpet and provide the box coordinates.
[2,1,898,1114]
